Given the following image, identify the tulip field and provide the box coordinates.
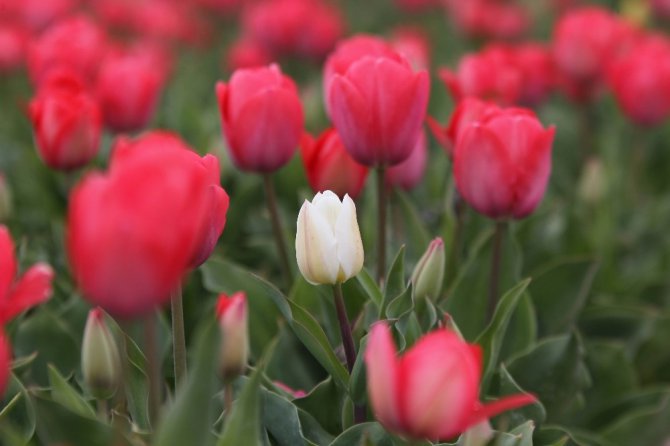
[3,0,670,445]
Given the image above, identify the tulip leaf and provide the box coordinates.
[217,339,278,446]
[348,334,368,405]
[0,374,36,446]
[475,278,531,392]
[287,300,350,390]
[153,320,219,446]
[328,422,398,446]
[261,388,314,446]
[380,246,406,318]
[294,378,343,435]
[394,189,431,258]
[201,257,292,358]
[385,284,413,320]
[493,364,546,428]
[492,420,534,446]
[355,269,383,308]
[600,395,670,446]
[47,365,96,419]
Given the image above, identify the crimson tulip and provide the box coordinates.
[300,129,369,199]
[365,322,536,441]
[0,24,29,73]
[226,38,274,71]
[454,108,555,219]
[28,69,102,170]
[216,64,304,173]
[444,0,529,40]
[67,132,223,318]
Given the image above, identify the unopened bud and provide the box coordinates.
[411,237,445,300]
[216,292,249,382]
[81,308,121,399]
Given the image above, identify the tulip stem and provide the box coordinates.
[144,313,161,427]
[96,398,108,421]
[263,174,293,289]
[171,284,187,388]
[224,382,234,419]
[443,190,466,301]
[333,283,366,424]
[376,166,388,284]
[486,221,507,323]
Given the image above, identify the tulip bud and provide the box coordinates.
[0,331,10,399]
[410,237,445,300]
[365,322,536,441]
[296,191,364,285]
[81,308,121,399]
[216,292,248,382]
[0,174,12,223]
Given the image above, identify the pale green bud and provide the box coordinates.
[411,237,445,300]
[81,308,121,399]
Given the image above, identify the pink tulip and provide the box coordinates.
[96,47,168,132]
[28,68,102,170]
[300,128,369,199]
[608,35,670,126]
[216,292,249,381]
[445,0,530,40]
[216,64,304,173]
[365,322,536,441]
[385,130,427,191]
[27,15,108,84]
[454,108,555,219]
[326,47,429,166]
[226,38,274,71]
[427,98,501,158]
[0,24,29,73]
[514,43,556,107]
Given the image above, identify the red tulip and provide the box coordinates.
[608,36,670,127]
[326,40,429,166]
[323,35,402,113]
[299,128,369,199]
[439,45,523,105]
[216,292,248,381]
[0,331,9,398]
[428,98,501,158]
[67,132,219,318]
[28,69,102,170]
[394,0,441,12]
[0,226,54,326]
[514,43,556,107]
[385,130,427,191]
[96,48,167,132]
[552,7,636,88]
[454,108,555,219]
[365,322,536,441]
[445,0,530,40]
[27,15,108,84]
[243,0,344,60]
[111,131,230,267]
[0,24,29,73]
[216,64,304,173]
[226,38,274,71]
[12,0,77,32]
[652,0,670,20]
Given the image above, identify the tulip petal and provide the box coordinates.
[329,74,374,165]
[426,115,451,155]
[0,227,17,302]
[1,263,53,324]
[466,393,537,429]
[365,323,402,432]
[335,195,364,281]
[296,201,338,285]
[512,126,554,218]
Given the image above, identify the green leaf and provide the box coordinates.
[261,389,313,446]
[0,374,36,446]
[47,365,96,419]
[494,364,546,428]
[217,339,278,446]
[385,284,413,320]
[394,189,431,258]
[328,422,398,446]
[601,395,670,446]
[380,247,406,317]
[354,269,383,308]
[201,257,292,358]
[348,335,368,405]
[475,279,531,392]
[153,320,220,446]
[287,300,349,390]
[294,378,343,435]
[492,420,534,446]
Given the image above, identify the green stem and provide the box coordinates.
[97,398,108,421]
[171,284,187,388]
[333,283,366,423]
[144,313,161,427]
[224,382,234,420]
[443,190,465,301]
[486,221,506,323]
[376,166,388,284]
[263,174,293,289]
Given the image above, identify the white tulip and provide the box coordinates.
[296,191,364,285]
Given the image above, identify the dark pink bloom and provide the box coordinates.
[299,128,369,199]
[216,64,304,173]
[385,130,427,191]
[0,24,29,73]
[454,108,555,219]
[27,15,108,84]
[514,43,556,106]
[445,0,530,40]
[226,38,274,71]
[28,69,102,170]
[326,41,429,166]
[365,322,536,441]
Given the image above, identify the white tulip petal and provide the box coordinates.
[311,190,342,234]
[335,194,364,281]
[296,201,338,284]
